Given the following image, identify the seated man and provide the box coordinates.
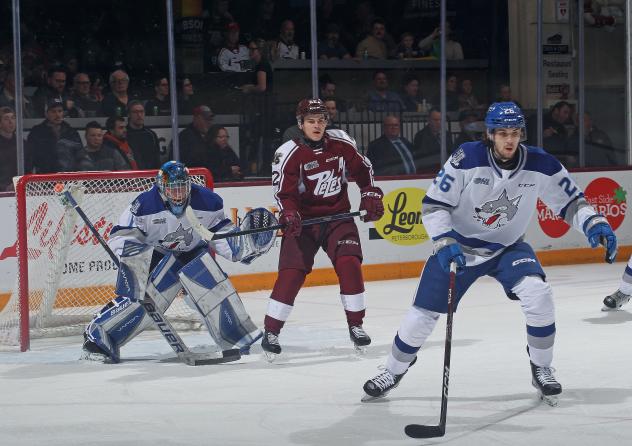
[81,161,266,363]
[366,115,416,175]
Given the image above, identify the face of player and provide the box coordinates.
[165,185,188,205]
[301,113,327,141]
[491,128,522,161]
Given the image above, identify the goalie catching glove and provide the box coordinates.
[359,186,384,222]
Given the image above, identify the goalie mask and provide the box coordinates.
[156,161,191,216]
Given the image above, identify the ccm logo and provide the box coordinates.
[512,257,536,266]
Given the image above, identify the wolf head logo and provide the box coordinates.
[161,223,194,250]
[474,189,522,229]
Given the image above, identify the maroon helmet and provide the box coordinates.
[296,98,328,125]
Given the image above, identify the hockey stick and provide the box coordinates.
[404,261,457,439]
[186,208,367,241]
[56,185,240,366]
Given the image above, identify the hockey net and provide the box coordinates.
[0,169,213,351]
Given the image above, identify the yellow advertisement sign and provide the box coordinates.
[374,188,429,246]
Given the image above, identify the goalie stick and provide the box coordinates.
[404,261,457,439]
[186,208,367,241]
[56,185,241,366]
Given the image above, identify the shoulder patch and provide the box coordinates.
[130,198,141,215]
[450,148,466,167]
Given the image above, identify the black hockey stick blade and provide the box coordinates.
[188,348,242,366]
[404,424,445,439]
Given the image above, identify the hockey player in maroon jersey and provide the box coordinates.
[262,98,384,359]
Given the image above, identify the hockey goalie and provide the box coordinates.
[81,161,274,363]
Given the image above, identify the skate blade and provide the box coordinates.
[79,351,113,364]
[601,304,621,312]
[263,350,280,363]
[353,344,368,355]
[538,392,559,407]
[361,392,386,402]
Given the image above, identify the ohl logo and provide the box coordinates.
[373,188,429,246]
[538,177,627,238]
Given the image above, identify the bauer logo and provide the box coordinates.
[538,177,627,238]
[370,188,429,246]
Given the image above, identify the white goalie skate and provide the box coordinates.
[602,290,631,311]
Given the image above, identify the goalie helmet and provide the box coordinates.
[156,160,191,216]
[296,98,328,126]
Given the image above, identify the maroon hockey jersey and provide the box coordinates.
[271,129,375,218]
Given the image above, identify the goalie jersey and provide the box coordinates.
[422,141,599,265]
[108,183,234,260]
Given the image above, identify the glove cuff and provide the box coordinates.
[583,214,608,235]
[432,236,458,254]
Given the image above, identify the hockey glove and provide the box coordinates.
[359,186,384,222]
[434,237,466,275]
[280,209,302,237]
[584,215,617,263]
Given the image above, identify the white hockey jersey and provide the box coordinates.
[108,184,234,260]
[422,141,597,264]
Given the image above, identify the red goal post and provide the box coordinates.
[1,168,213,352]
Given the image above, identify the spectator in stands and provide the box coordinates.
[0,106,18,190]
[103,116,138,169]
[496,84,523,109]
[176,105,215,168]
[177,77,198,115]
[538,100,575,164]
[413,107,452,172]
[26,98,83,173]
[355,18,394,59]
[367,70,404,113]
[208,125,243,181]
[566,112,617,167]
[319,74,347,112]
[0,71,34,118]
[238,39,273,94]
[31,66,73,118]
[453,109,484,149]
[345,0,377,52]
[458,78,486,117]
[274,20,300,60]
[101,70,131,117]
[366,115,416,175]
[401,74,428,112]
[205,0,236,52]
[70,72,101,117]
[145,76,171,116]
[217,22,251,72]
[432,73,459,113]
[126,100,161,169]
[418,21,464,60]
[90,74,105,103]
[396,32,422,59]
[251,0,280,41]
[76,121,130,171]
[318,24,351,60]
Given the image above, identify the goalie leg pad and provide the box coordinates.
[114,241,153,300]
[179,251,262,351]
[84,296,146,363]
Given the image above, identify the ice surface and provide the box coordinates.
[1,263,631,445]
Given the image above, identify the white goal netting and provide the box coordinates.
[0,170,212,351]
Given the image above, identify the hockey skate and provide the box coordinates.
[602,290,630,311]
[361,356,417,402]
[261,330,282,362]
[349,325,371,353]
[531,361,562,406]
[80,339,116,364]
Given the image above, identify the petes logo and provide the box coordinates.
[474,189,522,229]
[450,148,465,167]
[304,160,319,171]
[307,169,342,198]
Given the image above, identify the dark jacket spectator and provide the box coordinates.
[177,78,199,115]
[26,99,82,173]
[208,125,243,181]
[31,67,72,118]
[175,105,215,169]
[318,24,351,59]
[0,107,19,190]
[413,108,453,172]
[0,72,35,118]
[76,121,130,171]
[145,76,171,116]
[70,72,101,117]
[366,116,416,175]
[101,70,131,117]
[126,100,162,169]
[103,116,138,169]
[367,71,404,113]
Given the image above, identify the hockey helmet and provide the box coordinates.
[156,160,191,216]
[296,98,328,126]
[485,102,526,130]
